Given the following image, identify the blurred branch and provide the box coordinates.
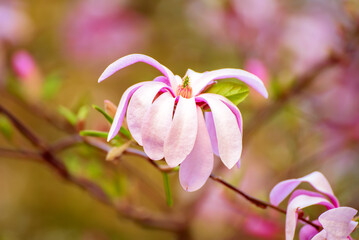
[0,104,185,233]
[245,55,340,143]
[0,148,41,160]
[1,90,75,133]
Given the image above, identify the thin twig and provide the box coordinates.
[209,174,321,230]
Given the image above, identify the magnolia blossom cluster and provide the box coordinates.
[270,171,358,240]
[99,54,268,191]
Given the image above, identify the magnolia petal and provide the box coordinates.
[311,230,327,240]
[288,190,333,206]
[318,207,358,240]
[164,97,197,167]
[141,92,175,160]
[202,93,243,132]
[107,82,148,141]
[205,112,219,156]
[191,68,268,98]
[286,195,333,240]
[179,106,213,192]
[127,82,170,145]
[269,171,339,207]
[196,94,242,169]
[98,53,176,89]
[299,223,320,240]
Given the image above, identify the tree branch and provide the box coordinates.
[0,104,185,233]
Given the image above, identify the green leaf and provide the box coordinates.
[92,104,113,123]
[80,130,108,138]
[92,104,131,139]
[204,79,250,105]
[58,106,77,125]
[0,116,13,140]
[77,105,89,121]
[162,173,173,207]
[42,73,62,100]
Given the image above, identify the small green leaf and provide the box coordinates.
[162,173,173,207]
[0,116,13,140]
[42,73,62,100]
[80,130,108,138]
[92,104,113,123]
[77,105,89,121]
[204,79,250,105]
[58,106,77,125]
[92,104,131,140]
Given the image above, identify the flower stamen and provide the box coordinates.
[176,76,192,98]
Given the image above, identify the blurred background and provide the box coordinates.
[0,0,359,239]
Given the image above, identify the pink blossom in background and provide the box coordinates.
[282,11,340,75]
[62,0,151,64]
[0,1,33,84]
[270,171,358,240]
[11,50,42,100]
[243,214,280,239]
[186,0,283,62]
[0,1,33,45]
[244,58,269,85]
[12,50,39,81]
[99,54,268,191]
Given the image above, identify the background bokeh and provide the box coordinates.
[1,0,359,239]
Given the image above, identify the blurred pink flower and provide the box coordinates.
[243,214,280,239]
[186,0,283,62]
[0,1,33,45]
[12,50,39,80]
[11,50,42,100]
[282,12,340,74]
[99,54,268,191]
[62,0,150,64]
[270,171,358,240]
[244,58,269,85]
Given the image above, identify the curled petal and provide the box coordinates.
[164,97,197,167]
[153,76,171,87]
[98,54,176,89]
[286,195,333,240]
[269,171,339,207]
[127,82,170,145]
[288,190,332,205]
[179,106,213,192]
[107,82,148,141]
[141,92,175,160]
[191,68,268,98]
[299,222,320,240]
[318,207,358,240]
[196,94,242,169]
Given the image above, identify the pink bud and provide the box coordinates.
[12,50,37,81]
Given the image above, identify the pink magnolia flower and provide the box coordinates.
[99,54,268,191]
[270,171,358,240]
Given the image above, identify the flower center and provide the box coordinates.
[176,76,192,98]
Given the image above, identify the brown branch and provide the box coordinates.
[245,55,340,143]
[0,148,42,160]
[209,174,321,230]
[0,104,184,233]
[1,90,75,134]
